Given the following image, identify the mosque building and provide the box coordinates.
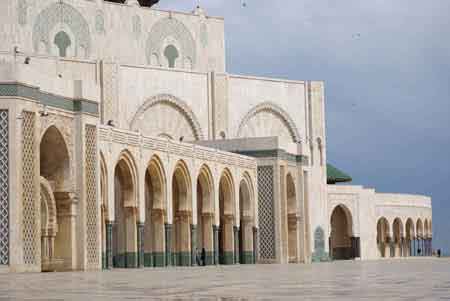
[0,0,432,272]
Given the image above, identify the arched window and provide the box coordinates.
[54,31,71,57]
[164,45,179,68]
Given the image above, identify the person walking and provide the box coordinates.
[201,248,206,266]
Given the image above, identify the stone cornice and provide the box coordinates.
[0,82,99,115]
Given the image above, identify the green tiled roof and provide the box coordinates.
[327,164,352,184]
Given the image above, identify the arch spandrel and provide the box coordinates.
[32,2,91,58]
[130,94,204,141]
[237,102,301,143]
[146,17,196,69]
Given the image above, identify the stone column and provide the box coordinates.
[165,223,172,266]
[430,238,433,256]
[203,213,214,265]
[234,226,239,264]
[54,192,78,271]
[385,236,391,258]
[191,224,197,266]
[137,222,144,268]
[240,217,254,264]
[106,221,113,268]
[178,212,191,266]
[221,215,234,265]
[253,227,258,264]
[213,225,219,265]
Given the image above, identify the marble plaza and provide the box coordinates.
[0,0,432,274]
[0,259,448,300]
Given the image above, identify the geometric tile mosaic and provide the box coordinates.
[257,166,276,260]
[85,125,99,267]
[0,110,9,265]
[22,111,38,265]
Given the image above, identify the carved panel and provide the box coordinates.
[32,2,91,58]
[146,17,196,69]
[257,166,275,260]
[85,125,99,267]
[0,110,9,265]
[22,111,38,265]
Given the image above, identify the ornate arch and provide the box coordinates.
[146,154,167,212]
[146,17,196,68]
[40,176,57,233]
[115,149,139,208]
[239,171,255,219]
[237,102,301,143]
[197,164,215,214]
[32,2,91,58]
[130,94,204,140]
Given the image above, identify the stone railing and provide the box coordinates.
[98,125,257,170]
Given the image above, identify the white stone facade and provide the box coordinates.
[0,0,432,272]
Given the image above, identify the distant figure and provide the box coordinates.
[201,248,206,266]
[437,249,441,258]
[418,248,421,255]
[195,248,201,266]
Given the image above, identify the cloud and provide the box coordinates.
[156,0,450,251]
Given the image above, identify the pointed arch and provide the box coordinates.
[130,94,204,140]
[40,125,71,191]
[406,218,415,239]
[32,2,91,58]
[146,17,196,69]
[330,204,354,260]
[237,102,301,143]
[416,219,424,238]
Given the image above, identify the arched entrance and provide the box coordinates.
[376,217,390,258]
[40,126,75,271]
[197,165,214,265]
[286,173,298,263]
[392,218,404,257]
[405,218,415,257]
[113,153,138,268]
[171,161,192,266]
[239,173,254,264]
[219,169,235,265]
[416,219,424,256]
[144,156,167,267]
[330,205,355,260]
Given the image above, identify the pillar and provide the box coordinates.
[137,222,144,268]
[234,226,239,264]
[213,225,219,265]
[106,221,113,268]
[165,223,172,266]
[253,227,258,264]
[202,213,214,265]
[191,224,197,266]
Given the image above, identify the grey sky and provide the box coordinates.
[155,0,450,253]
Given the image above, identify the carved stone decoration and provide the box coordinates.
[146,17,196,69]
[0,110,9,265]
[95,10,105,34]
[17,0,28,26]
[22,111,38,266]
[32,2,91,58]
[130,94,205,141]
[257,166,275,260]
[85,125,99,268]
[237,102,301,143]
